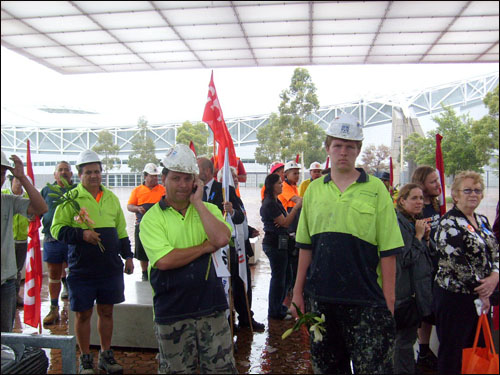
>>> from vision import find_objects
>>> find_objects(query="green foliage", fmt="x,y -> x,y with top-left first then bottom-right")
128,117 -> 160,173
256,67 -> 323,166
176,121 -> 209,157
281,303 -> 326,343
471,85 -> 499,170
404,105 -> 491,177
360,144 -> 391,174
92,130 -> 120,186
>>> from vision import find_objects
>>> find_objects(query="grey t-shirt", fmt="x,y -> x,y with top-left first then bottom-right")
1,194 -> 31,284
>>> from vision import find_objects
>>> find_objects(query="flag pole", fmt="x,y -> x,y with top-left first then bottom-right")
244,281 -> 253,334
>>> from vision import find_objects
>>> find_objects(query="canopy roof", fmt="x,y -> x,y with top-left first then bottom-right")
2,1 -> 498,75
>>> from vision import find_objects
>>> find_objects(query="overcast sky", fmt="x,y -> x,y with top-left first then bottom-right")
2,46 -> 498,127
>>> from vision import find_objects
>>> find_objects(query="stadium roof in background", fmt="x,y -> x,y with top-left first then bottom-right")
1,1 -> 499,75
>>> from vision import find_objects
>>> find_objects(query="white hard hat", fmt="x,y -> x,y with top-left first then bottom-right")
76,150 -> 101,167
309,161 -> 322,170
326,113 -> 364,141
1,151 -> 11,168
143,163 -> 160,175
284,161 -> 300,172
162,144 -> 199,175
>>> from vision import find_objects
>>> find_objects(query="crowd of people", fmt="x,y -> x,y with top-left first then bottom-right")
1,112 -> 498,374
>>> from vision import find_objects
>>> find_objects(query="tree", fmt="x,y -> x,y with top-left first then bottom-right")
256,67 -> 324,167
360,144 -> 391,174
404,105 -> 483,177
128,117 -> 160,173
471,84 -> 499,170
92,130 -> 120,187
176,121 -> 209,157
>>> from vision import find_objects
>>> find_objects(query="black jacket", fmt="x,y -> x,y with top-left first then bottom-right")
395,210 -> 434,318
206,180 -> 245,225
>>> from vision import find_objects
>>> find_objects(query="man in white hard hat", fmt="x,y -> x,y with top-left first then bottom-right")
51,149 -> 134,374
139,144 -> 237,374
40,161 -> 76,326
291,114 -> 404,374
127,162 -> 165,281
1,151 -> 47,332
298,161 -> 323,197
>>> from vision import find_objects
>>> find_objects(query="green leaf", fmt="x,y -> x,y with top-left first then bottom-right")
73,201 -> 81,212
48,193 -> 61,198
281,328 -> 294,340
60,176 -> 70,189
47,183 -> 62,193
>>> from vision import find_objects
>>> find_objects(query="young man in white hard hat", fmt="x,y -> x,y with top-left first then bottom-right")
139,144 -> 237,373
298,161 -> 323,197
127,162 -> 165,282
51,149 -> 134,374
1,150 -> 48,332
40,161 -> 76,325
291,114 -> 404,374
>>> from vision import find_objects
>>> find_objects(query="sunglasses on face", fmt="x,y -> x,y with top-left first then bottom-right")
460,189 -> 483,195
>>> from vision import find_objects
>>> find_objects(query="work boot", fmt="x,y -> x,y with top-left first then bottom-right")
79,353 -> 95,374
61,283 -> 69,299
98,349 -> 123,374
141,271 -> 148,282
43,305 -> 60,325
239,319 -> 266,332
416,350 -> 438,372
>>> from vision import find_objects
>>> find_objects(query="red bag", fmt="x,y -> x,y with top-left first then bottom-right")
462,313 -> 499,374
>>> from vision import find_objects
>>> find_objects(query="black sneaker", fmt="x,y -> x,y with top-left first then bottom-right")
141,271 -> 148,281
239,319 -> 265,332
417,351 -> 438,372
98,349 -> 123,374
79,353 -> 95,374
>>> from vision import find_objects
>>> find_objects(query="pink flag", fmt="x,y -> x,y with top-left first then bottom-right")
24,140 -> 43,331
435,134 -> 446,216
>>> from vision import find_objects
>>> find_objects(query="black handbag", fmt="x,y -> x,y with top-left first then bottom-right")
394,296 -> 421,330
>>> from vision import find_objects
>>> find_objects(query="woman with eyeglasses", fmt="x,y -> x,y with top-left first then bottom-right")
433,171 -> 499,375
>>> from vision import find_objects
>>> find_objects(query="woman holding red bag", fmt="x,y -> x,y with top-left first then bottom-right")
433,171 -> 499,375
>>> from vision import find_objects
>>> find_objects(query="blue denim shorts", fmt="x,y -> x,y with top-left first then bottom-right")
43,239 -> 69,264
66,272 -> 125,312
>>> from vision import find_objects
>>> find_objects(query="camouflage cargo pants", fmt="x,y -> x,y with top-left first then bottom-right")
307,298 -> 396,374
154,311 -> 237,374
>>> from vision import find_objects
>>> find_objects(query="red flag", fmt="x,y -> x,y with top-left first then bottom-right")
189,141 -> 197,156
202,71 -> 237,168
325,156 -> 329,169
435,134 -> 447,216
24,140 -> 43,331
389,156 -> 394,187
295,154 -> 300,163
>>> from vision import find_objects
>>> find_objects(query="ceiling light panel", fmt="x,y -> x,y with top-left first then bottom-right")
1,1 -> 79,18
462,1 -> 500,16
126,40 -> 188,53
236,3 -> 309,22
70,43 -> 132,56
24,15 -> 98,33
161,6 -> 237,26
73,1 -> 154,13
1,19 -> 38,35
2,33 -> 59,47
243,21 -> 309,36
388,1 -> 469,17
24,46 -> 76,58
254,47 -> 309,59
186,37 -> 249,50
110,27 -> 177,42
86,54 -> 144,65
439,30 -> 499,44
44,56 -> 93,67
92,11 -> 166,29
196,49 -> 254,60
381,17 -> 453,33
450,16 -> 500,31
151,61 -> 203,69
314,19 -> 380,34
139,51 -> 198,62
314,1 -> 388,19
375,32 -> 442,45
175,23 -> 244,39
313,34 -> 375,46
430,43 -> 492,55
49,30 -> 117,45
154,1 -> 231,10
249,35 -> 309,48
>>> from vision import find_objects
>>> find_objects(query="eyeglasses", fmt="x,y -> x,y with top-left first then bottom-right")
460,188 -> 483,195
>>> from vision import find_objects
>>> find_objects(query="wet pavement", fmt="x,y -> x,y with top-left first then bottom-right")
11,185 -> 498,373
